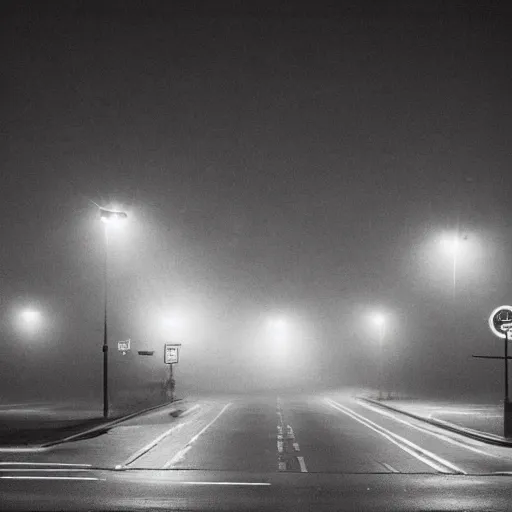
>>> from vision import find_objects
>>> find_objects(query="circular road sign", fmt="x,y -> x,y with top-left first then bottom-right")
488,305 -> 512,339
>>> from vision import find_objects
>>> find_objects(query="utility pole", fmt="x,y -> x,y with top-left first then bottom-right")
103,225 -> 109,418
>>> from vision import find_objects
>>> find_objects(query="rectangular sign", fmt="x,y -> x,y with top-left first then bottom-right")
117,339 -> 131,352
164,343 -> 181,364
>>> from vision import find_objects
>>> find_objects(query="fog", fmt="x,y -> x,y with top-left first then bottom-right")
1,2 -> 512,407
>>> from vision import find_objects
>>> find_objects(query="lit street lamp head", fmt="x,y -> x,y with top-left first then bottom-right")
20,309 -> 41,323
99,208 -> 128,225
441,234 -> 460,255
373,313 -> 385,327
17,309 -> 43,335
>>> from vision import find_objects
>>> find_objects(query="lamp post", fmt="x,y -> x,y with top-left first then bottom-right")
372,313 -> 386,400
440,233 -> 461,300
99,207 -> 127,418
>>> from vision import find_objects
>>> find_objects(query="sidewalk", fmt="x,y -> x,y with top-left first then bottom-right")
0,401 -> 118,446
0,398 -> 178,447
362,397 -> 512,446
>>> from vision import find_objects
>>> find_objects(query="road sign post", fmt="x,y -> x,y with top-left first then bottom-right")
483,305 -> 512,438
164,343 -> 181,401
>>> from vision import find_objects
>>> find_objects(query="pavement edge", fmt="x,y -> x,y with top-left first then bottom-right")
40,398 -> 185,448
359,397 -> 512,448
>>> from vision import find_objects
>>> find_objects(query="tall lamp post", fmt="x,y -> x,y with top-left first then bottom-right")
372,313 -> 386,400
99,207 -> 127,418
441,233 -> 461,300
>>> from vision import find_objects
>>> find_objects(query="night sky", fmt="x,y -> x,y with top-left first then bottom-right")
2,1 -> 512,402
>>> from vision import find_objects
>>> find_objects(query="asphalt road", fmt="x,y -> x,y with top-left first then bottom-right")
1,393 -> 512,510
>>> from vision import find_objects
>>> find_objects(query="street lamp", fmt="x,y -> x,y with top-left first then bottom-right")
99,207 -> 127,418
265,315 -> 290,361
17,309 -> 42,335
20,309 -> 41,325
440,233 -> 462,299
371,312 -> 386,400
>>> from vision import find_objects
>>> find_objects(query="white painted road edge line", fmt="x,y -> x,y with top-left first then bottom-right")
177,482 -> 271,486
357,399 -> 499,459
167,445 -> 192,465
0,476 -> 104,481
0,462 -> 92,467
325,398 -> 465,475
0,469 -> 94,472
117,422 -> 188,468
176,404 -> 201,418
0,447 -> 50,454
297,456 -> 308,473
382,462 -> 399,473
163,403 -> 232,468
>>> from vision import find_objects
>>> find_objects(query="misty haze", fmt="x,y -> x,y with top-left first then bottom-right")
1,2 -> 512,511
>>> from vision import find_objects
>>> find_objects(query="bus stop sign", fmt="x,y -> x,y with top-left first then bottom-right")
489,305 -> 512,339
164,343 -> 181,364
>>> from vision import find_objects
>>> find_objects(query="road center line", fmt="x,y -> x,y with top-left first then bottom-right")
297,456 -> 308,472
325,398 -> 465,474
163,402 -> 232,468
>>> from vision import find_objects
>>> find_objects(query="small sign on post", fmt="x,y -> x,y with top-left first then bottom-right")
117,339 -> 131,355
164,343 -> 181,364
164,343 -> 181,402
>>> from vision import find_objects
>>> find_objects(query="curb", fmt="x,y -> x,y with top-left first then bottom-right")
359,397 -> 512,448
41,398 -> 184,448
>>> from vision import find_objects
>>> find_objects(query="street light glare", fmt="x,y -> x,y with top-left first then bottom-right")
20,310 -> 41,323
441,234 -> 459,255
373,313 -> 385,327
269,317 -> 287,330
99,208 -> 128,225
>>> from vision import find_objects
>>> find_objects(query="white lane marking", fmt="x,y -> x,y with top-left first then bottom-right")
0,447 -> 50,453
297,456 -> 308,472
0,462 -> 91,467
166,445 -> 192,465
293,442 -> 300,452
117,422 -> 188,468
176,404 -> 201,418
0,476 -> 103,481
163,403 -> 232,468
382,462 -> 399,473
325,398 -> 465,475
177,481 -> 271,486
0,469 -> 93,472
357,400 -> 500,459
